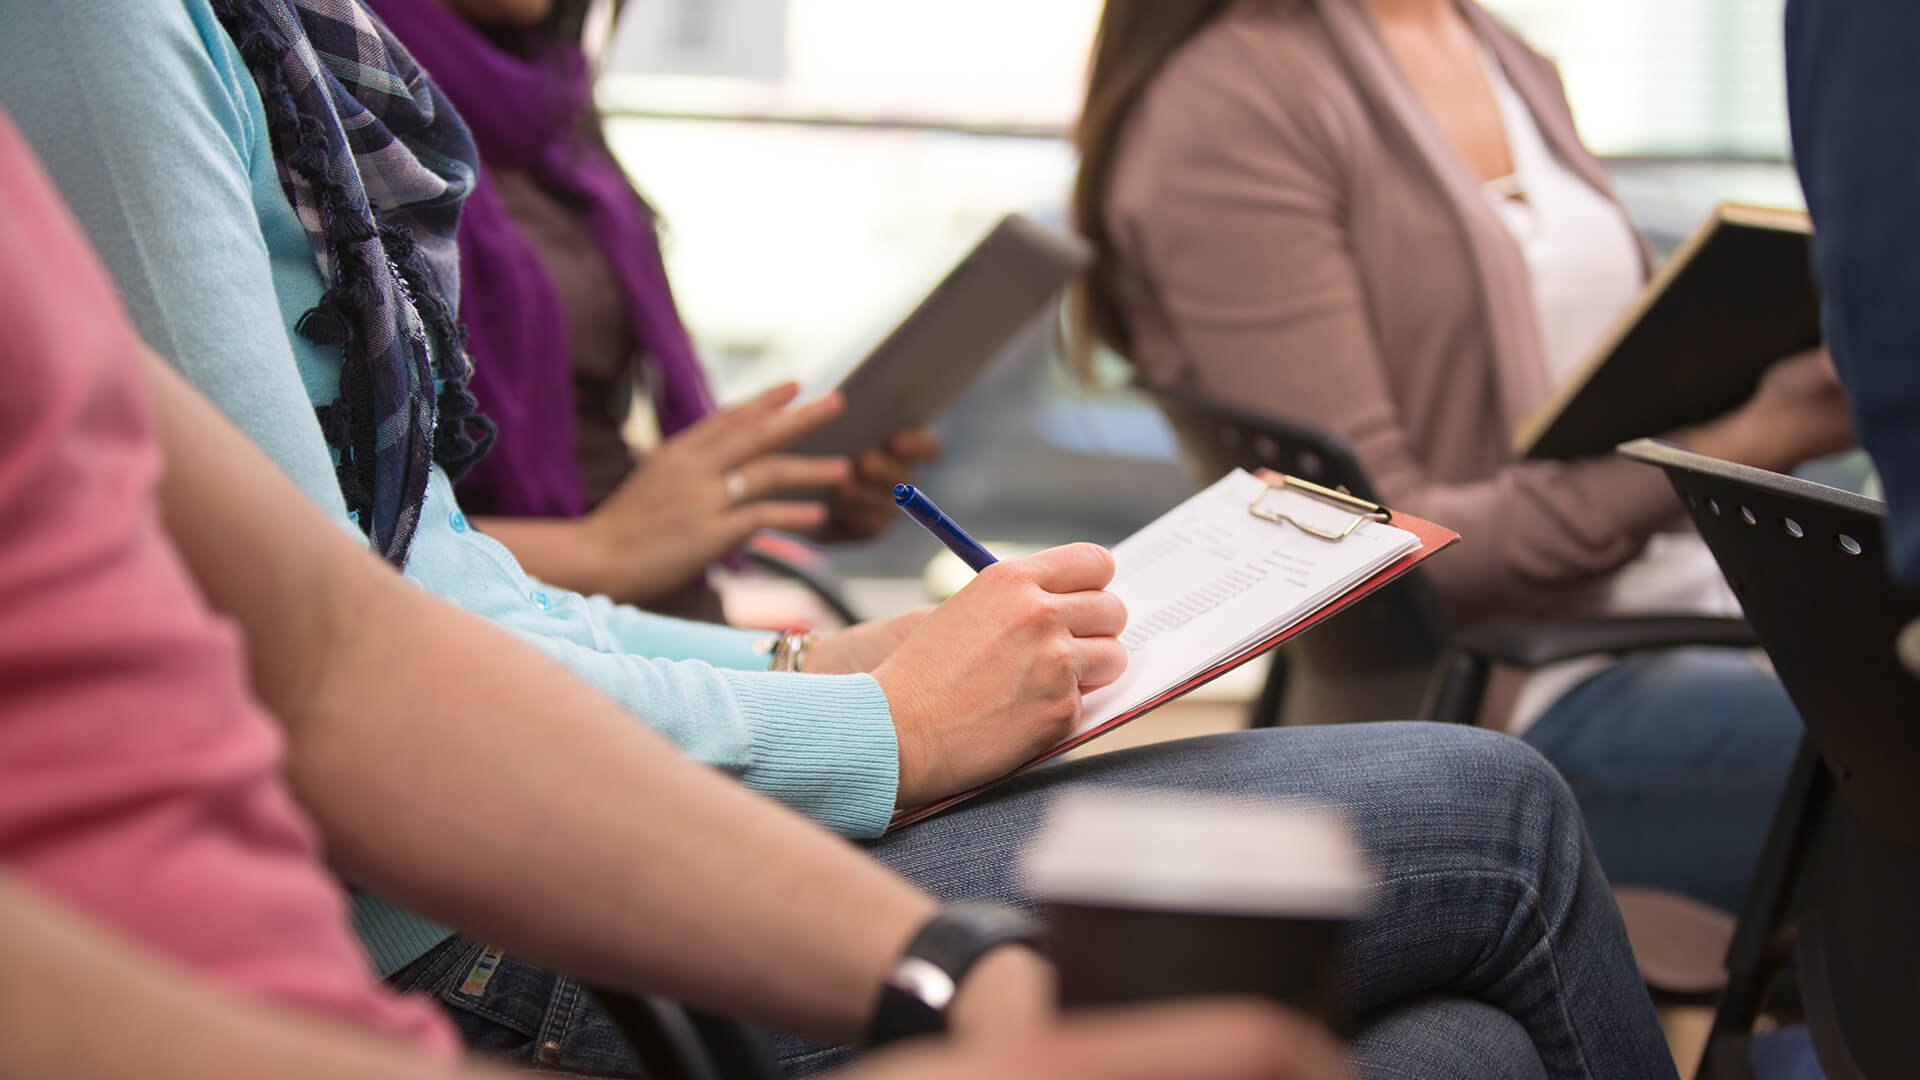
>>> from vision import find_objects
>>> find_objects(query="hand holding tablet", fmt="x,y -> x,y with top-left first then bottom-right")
784,213 -> 1094,461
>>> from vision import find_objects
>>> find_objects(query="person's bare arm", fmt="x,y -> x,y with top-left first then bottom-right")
0,872 -> 507,1080
833,1000 -> 1351,1080
137,352 -> 1049,1042
0,869 -> 1340,1080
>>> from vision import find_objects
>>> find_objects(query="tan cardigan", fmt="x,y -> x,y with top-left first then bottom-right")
1108,0 -> 1684,630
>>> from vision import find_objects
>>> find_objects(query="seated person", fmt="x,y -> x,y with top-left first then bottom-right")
0,877 -> 1347,1080
1787,0 -> 1920,587
1770,13 -> 1920,1077
1067,0 -> 1854,914
0,4 -> 1678,1076
0,107 -> 1341,1080
1,873 -> 499,1080
371,0 -> 940,620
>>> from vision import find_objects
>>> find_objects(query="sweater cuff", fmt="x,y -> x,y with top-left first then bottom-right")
718,670 -> 899,838
349,891 -> 455,980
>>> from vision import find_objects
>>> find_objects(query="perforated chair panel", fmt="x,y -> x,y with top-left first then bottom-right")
1622,439 -> 1920,1080
1621,439 -> 1920,852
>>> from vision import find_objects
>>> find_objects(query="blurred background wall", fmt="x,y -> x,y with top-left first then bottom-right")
592,0 -> 1804,578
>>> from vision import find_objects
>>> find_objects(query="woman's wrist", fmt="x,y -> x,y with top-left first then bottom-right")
799,628 -> 850,674
568,508 -> 695,606
574,508 -> 629,592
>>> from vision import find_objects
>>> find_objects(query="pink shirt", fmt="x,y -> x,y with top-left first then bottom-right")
0,109 -> 456,1055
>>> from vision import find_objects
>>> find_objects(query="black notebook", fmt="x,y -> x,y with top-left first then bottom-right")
1515,204 -> 1818,462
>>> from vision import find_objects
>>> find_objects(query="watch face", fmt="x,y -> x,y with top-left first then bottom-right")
872,979 -> 947,1045
868,904 -> 1045,1047
889,956 -> 958,1012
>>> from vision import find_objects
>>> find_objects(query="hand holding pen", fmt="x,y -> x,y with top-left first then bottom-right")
869,485 -> 1129,807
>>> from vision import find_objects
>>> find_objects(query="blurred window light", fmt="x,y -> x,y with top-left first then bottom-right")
601,0 -> 1788,158
1483,0 -> 1789,159
601,0 -> 1101,131
600,1 -> 1795,397
591,0 -> 1798,562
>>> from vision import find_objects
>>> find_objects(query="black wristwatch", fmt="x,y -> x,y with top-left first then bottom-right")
865,902 -> 1046,1047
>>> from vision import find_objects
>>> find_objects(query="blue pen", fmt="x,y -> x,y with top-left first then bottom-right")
894,484 -> 998,572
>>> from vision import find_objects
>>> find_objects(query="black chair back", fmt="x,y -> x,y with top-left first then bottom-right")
1623,439 -> 1920,847
1621,438 -> 1920,1080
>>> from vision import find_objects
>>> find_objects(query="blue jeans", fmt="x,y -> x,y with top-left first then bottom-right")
388,937 -> 641,1076
1522,648 -> 1803,913
409,724 -> 1673,1079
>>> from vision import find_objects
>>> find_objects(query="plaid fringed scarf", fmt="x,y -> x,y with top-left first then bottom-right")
212,0 -> 494,567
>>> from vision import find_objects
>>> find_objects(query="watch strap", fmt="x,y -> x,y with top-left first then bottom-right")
865,903 -> 1044,1046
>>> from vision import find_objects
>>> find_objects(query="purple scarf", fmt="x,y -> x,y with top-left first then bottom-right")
365,0 -> 715,519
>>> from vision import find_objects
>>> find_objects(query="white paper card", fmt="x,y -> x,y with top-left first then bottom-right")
1076,470 -> 1420,736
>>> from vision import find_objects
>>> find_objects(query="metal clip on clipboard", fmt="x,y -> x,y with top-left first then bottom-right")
1247,474 -> 1392,542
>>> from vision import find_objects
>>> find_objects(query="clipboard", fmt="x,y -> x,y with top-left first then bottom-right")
1246,473 -> 1393,540
891,476 -> 1460,828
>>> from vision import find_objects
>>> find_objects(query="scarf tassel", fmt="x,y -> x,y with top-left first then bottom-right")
211,0 -> 494,566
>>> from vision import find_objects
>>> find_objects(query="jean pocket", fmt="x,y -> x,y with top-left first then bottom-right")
423,941 -> 552,1060
388,937 -> 484,995
428,944 -> 649,1077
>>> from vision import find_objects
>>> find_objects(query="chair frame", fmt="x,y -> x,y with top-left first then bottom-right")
1621,438 -> 1920,1080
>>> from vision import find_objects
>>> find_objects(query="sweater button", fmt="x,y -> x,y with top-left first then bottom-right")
530,590 -> 551,610
448,511 -> 468,533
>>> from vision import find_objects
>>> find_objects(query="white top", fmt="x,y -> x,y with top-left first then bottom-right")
1479,51 -> 1744,734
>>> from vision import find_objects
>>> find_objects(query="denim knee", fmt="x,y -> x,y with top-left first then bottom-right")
1357,723 -> 1589,869
1375,723 -> 1579,819
1351,995 -> 1549,1080
1458,728 -> 1582,825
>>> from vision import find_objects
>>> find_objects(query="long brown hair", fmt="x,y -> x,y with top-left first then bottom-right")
1066,0 -> 1245,379
541,0 -> 603,41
